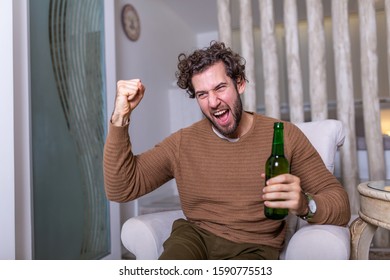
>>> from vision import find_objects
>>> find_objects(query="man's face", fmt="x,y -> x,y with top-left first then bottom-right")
192,61 -> 246,139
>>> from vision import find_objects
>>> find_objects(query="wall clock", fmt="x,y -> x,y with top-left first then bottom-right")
121,4 -> 140,41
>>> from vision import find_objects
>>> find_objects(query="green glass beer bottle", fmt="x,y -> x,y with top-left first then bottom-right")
264,122 -> 290,220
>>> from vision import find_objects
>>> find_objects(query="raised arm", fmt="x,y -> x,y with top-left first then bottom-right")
103,79 -> 176,202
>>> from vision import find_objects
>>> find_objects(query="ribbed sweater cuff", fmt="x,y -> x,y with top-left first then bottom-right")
108,122 -> 130,142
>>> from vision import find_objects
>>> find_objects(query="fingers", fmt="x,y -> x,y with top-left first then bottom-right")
117,79 -> 145,102
264,173 -> 297,186
111,79 -> 145,126
262,174 -> 299,193
262,174 -> 303,212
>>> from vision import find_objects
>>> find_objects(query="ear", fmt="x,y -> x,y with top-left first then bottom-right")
237,78 -> 246,95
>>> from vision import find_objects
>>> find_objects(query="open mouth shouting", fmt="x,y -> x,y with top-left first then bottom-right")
213,109 -> 230,126
208,95 -> 243,139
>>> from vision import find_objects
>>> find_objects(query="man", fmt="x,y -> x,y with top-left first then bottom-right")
103,41 -> 350,259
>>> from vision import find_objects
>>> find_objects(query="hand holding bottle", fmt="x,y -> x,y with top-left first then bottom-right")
263,122 -> 308,220
262,173 -> 308,217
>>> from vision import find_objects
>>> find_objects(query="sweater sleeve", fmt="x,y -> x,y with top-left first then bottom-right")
103,123 -> 178,202
286,124 -> 351,226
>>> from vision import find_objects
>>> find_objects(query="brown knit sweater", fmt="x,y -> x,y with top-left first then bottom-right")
103,113 -> 351,250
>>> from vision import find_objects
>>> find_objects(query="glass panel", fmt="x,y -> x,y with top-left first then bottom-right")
367,181 -> 390,192
30,0 -> 109,259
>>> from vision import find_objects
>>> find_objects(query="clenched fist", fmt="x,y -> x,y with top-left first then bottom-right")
111,79 -> 145,126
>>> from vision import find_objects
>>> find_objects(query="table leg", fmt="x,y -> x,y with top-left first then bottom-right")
350,217 -> 378,259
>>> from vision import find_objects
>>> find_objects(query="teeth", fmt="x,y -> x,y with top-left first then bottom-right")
214,110 -> 227,116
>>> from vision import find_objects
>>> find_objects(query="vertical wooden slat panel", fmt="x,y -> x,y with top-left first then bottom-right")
331,0 -> 360,215
358,0 -> 388,248
358,0 -> 386,181
284,0 -> 304,123
217,0 -> 232,46
259,0 -> 280,119
306,0 -> 327,121
386,0 -> 390,93
240,0 -> 256,112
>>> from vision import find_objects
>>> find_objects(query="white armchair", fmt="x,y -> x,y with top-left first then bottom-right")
121,120 -> 351,260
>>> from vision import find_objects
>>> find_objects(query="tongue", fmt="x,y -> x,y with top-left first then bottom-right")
216,110 -> 229,126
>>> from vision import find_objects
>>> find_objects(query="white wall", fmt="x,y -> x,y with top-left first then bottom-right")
13,0 -> 33,260
0,0 -> 16,260
0,0 -> 34,260
102,0 -> 122,260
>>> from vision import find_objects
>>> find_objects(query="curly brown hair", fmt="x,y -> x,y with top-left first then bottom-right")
175,41 -> 247,98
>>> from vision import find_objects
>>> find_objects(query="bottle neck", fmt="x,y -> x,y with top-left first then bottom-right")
271,128 -> 285,156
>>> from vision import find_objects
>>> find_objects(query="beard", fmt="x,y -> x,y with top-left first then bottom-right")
203,93 -> 243,139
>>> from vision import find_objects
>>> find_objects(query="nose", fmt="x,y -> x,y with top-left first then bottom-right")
208,91 -> 220,108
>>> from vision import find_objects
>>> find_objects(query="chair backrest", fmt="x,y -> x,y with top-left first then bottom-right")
295,119 -> 345,174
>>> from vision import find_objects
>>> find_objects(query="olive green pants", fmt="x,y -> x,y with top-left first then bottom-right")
159,219 -> 279,260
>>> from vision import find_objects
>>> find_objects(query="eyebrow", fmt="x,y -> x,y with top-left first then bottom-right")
195,82 -> 228,96
215,82 -> 228,89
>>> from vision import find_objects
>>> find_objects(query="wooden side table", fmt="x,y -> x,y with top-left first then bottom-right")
350,181 -> 390,259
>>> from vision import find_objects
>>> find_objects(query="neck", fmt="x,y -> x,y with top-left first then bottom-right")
235,111 -> 254,138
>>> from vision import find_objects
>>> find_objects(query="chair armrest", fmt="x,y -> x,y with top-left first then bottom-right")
121,210 -> 185,260
283,224 -> 350,260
